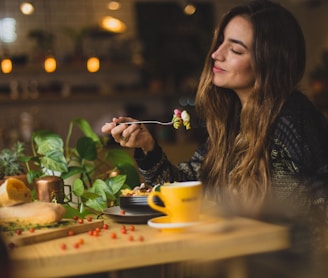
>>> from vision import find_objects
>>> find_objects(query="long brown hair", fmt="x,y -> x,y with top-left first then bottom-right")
196,0 -> 306,213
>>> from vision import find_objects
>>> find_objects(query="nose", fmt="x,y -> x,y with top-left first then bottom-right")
211,45 -> 225,61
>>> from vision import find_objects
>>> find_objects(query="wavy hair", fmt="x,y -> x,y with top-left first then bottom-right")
196,0 -> 306,213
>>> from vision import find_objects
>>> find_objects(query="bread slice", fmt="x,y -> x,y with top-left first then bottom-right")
0,177 -> 32,207
0,201 -> 66,226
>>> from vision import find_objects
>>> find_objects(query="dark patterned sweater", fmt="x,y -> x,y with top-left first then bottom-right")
134,92 -> 328,225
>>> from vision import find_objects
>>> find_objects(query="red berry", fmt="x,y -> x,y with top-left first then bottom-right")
95,227 -> 101,233
87,216 -> 92,222
88,230 -> 94,236
103,224 -> 109,230
129,225 -> 135,231
29,227 -> 35,233
73,242 -> 80,249
68,230 -> 74,236
120,210 -> 126,215
16,229 -> 22,235
121,227 -> 127,234
128,235 -> 134,241
110,232 -> 117,239
60,243 -> 67,250
78,238 -> 84,245
73,215 -> 78,221
8,242 -> 15,249
138,236 -> 144,242
78,218 -> 84,224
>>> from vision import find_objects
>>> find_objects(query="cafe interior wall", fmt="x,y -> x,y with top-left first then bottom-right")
0,0 -> 327,153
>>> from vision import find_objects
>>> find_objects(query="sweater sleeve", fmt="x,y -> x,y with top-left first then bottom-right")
270,92 -> 328,224
134,141 -> 206,186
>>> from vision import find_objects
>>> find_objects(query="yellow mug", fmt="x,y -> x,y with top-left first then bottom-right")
147,181 -> 202,223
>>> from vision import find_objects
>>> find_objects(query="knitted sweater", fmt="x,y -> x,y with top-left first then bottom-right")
134,92 -> 328,223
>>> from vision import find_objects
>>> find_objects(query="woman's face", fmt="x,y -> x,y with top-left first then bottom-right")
212,16 -> 255,104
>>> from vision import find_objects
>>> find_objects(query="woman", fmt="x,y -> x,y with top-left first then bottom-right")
102,0 -> 328,223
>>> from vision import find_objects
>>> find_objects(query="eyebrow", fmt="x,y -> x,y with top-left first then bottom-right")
228,38 -> 248,50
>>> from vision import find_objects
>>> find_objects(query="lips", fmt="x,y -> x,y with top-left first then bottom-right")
213,64 -> 225,73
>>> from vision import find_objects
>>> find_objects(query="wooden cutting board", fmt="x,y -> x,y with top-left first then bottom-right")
2,219 -> 104,246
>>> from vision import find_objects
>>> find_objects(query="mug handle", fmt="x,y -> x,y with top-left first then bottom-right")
147,192 -> 170,215
64,184 -> 72,203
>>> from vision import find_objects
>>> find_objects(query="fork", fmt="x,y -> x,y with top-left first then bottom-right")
117,120 -> 175,126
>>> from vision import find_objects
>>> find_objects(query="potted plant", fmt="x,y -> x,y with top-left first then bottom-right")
0,142 -> 30,188
25,117 -> 140,217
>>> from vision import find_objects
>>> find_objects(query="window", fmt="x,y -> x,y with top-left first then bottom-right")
0,18 -> 17,43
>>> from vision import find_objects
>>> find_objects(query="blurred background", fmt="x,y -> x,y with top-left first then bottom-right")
0,0 -> 327,155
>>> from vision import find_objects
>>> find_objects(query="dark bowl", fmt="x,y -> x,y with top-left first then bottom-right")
119,195 -> 164,214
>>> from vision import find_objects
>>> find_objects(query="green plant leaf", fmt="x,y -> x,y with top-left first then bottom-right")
85,197 -> 107,212
33,131 -> 64,154
116,163 -> 140,187
61,166 -> 84,180
71,118 -> 100,144
106,175 -> 127,195
72,178 -> 84,197
92,179 -> 111,200
39,150 -> 68,172
104,148 -> 140,187
81,191 -> 99,200
104,148 -> 135,166
76,137 -> 97,161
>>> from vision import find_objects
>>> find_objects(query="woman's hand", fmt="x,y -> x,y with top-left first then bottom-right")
101,117 -> 155,154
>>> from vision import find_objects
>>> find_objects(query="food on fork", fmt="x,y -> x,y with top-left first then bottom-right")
172,109 -> 191,130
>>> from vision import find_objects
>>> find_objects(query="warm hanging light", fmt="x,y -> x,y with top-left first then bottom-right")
1,58 -> 12,73
184,4 -> 196,15
107,1 -> 121,11
87,56 -> 100,73
20,2 -> 35,15
101,16 -> 126,33
44,56 -> 56,73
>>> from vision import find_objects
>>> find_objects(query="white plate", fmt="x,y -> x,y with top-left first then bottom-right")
147,216 -> 200,232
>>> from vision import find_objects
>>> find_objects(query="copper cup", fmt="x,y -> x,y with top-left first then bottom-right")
35,176 -> 72,203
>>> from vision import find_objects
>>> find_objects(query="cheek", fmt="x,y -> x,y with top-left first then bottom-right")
235,61 -> 254,82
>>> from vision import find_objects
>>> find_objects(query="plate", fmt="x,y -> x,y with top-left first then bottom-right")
103,206 -> 163,224
120,195 -> 164,214
147,216 -> 200,232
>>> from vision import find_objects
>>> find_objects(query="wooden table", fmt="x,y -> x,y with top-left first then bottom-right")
7,215 -> 289,278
